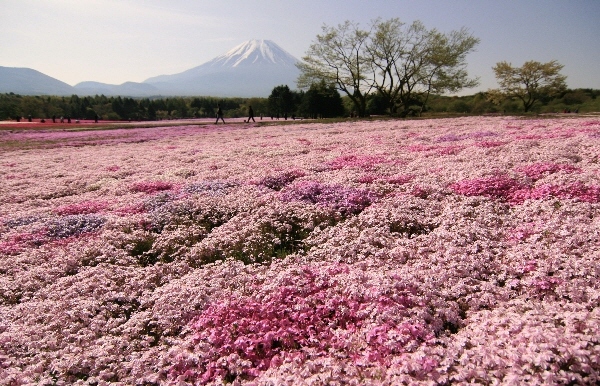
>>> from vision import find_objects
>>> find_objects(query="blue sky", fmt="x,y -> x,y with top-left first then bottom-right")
1,0 -> 599,95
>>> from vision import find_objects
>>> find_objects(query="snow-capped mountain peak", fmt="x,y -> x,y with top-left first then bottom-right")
208,39 -> 298,68
142,39 -> 300,96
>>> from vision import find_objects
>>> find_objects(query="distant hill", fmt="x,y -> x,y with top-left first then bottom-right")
0,39 -> 301,98
143,39 -> 301,97
73,81 -> 160,96
0,66 -> 75,95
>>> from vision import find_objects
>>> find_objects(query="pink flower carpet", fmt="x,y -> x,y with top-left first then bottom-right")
1,116 -> 599,385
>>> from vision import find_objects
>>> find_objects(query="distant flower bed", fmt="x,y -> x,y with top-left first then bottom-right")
1,116 -> 600,385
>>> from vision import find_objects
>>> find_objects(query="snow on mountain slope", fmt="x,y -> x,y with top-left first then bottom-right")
143,39 -> 301,96
206,39 -> 299,68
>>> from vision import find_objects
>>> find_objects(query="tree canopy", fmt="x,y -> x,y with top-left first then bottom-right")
489,60 -> 567,112
267,85 -> 298,118
297,18 -> 480,117
297,21 -> 373,117
299,80 -> 345,118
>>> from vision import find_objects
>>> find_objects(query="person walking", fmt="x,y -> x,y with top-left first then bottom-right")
247,105 -> 255,122
215,104 -> 225,124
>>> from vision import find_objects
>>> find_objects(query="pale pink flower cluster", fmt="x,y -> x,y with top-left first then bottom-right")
1,116 -> 599,385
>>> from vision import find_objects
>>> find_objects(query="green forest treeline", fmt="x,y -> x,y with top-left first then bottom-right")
1,87 -> 599,122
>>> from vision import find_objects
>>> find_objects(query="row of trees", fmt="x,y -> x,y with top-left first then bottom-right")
267,82 -> 344,119
0,94 -> 247,121
296,18 -> 579,116
426,88 -> 599,115
0,85 -> 346,122
2,83 -> 595,122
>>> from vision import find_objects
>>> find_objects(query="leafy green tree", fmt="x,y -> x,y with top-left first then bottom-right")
299,80 -> 345,118
297,18 -> 479,117
147,101 -> 157,120
449,99 -> 471,114
366,92 -> 389,115
470,92 -> 498,114
489,60 -> 567,112
111,97 -> 125,118
190,98 -> 202,109
0,94 -> 22,120
166,98 -> 187,118
268,85 -> 296,118
297,21 -> 374,117
20,96 -> 45,118
368,19 -> 479,116
560,90 -> 589,106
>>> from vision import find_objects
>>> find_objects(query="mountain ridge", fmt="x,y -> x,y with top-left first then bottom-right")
0,66 -> 76,96
73,81 -> 160,96
0,39 -> 300,97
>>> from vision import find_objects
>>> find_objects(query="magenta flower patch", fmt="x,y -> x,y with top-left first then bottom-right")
130,181 -> 174,193
0,231 -> 46,255
169,266 -> 429,383
452,173 -> 600,204
326,154 -> 388,170
450,174 -> 526,201
53,200 -> 109,215
524,182 -> 600,203
386,174 -> 414,184
515,162 -> 581,180
474,140 -> 507,148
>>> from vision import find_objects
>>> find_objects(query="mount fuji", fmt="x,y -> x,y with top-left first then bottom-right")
0,40 -> 300,97
143,39 -> 301,97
